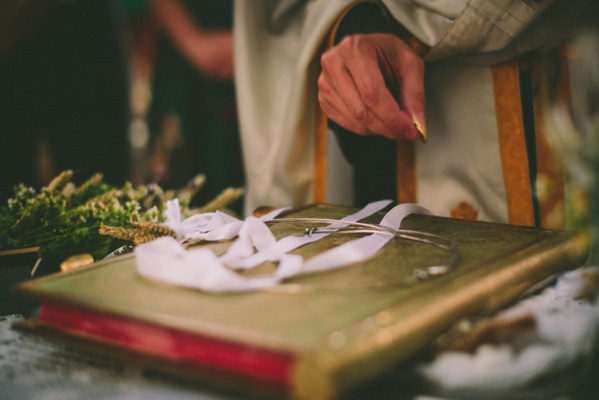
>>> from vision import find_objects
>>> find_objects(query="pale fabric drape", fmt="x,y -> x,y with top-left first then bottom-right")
233,0 -> 555,220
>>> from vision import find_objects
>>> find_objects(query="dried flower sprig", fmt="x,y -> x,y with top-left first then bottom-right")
133,234 -> 162,245
193,187 -> 244,214
73,173 -> 104,197
131,221 -> 176,238
176,174 -> 206,208
46,170 -> 74,193
99,223 -> 141,242
1,171 -> 242,264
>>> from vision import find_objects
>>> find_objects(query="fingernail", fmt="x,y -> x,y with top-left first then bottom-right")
412,117 -> 428,143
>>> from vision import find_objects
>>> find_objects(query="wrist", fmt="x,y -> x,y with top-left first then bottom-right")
334,2 -> 429,57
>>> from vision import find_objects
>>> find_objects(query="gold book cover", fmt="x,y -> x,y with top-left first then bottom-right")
13,204 -> 589,400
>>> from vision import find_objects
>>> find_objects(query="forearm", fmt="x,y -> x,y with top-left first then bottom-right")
149,0 -> 202,56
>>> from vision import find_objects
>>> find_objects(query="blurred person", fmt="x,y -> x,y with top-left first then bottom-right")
148,0 -> 243,210
0,0 -> 129,201
234,0 -> 598,225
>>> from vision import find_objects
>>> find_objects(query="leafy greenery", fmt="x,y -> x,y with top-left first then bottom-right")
0,171 -> 202,263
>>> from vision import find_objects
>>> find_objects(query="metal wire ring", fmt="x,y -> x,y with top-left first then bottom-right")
265,217 -> 459,293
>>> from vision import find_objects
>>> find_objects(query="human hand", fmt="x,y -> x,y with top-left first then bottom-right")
150,0 -> 234,81
318,33 -> 426,141
183,30 -> 234,81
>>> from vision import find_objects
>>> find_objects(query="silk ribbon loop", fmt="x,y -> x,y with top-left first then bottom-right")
135,201 -> 448,293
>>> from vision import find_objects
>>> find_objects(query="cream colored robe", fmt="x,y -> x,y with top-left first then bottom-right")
233,0 -> 556,221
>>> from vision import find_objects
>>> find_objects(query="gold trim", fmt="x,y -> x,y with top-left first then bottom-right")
492,60 -> 535,226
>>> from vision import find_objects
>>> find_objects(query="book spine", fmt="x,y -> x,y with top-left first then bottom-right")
38,300 -> 294,396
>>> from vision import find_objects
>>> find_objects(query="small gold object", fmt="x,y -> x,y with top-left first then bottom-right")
60,253 -> 94,272
413,117 -> 428,142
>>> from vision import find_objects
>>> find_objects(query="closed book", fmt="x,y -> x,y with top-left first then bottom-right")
13,204 -> 589,399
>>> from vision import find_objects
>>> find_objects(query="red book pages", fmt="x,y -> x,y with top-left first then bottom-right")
38,300 -> 294,392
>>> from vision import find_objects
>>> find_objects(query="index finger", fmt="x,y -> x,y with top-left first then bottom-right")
346,48 -> 418,140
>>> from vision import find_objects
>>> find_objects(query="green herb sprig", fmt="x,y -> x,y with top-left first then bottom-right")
0,171 -> 239,263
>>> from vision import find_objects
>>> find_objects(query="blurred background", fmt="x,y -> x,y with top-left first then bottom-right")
0,0 -> 243,210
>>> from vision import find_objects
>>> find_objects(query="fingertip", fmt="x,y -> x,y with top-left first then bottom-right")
412,117 -> 428,142
386,110 -> 417,141
404,127 -> 421,141
396,122 -> 421,141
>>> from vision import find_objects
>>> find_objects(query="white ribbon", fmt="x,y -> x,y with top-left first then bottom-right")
135,201 -> 429,293
302,204 -> 431,274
